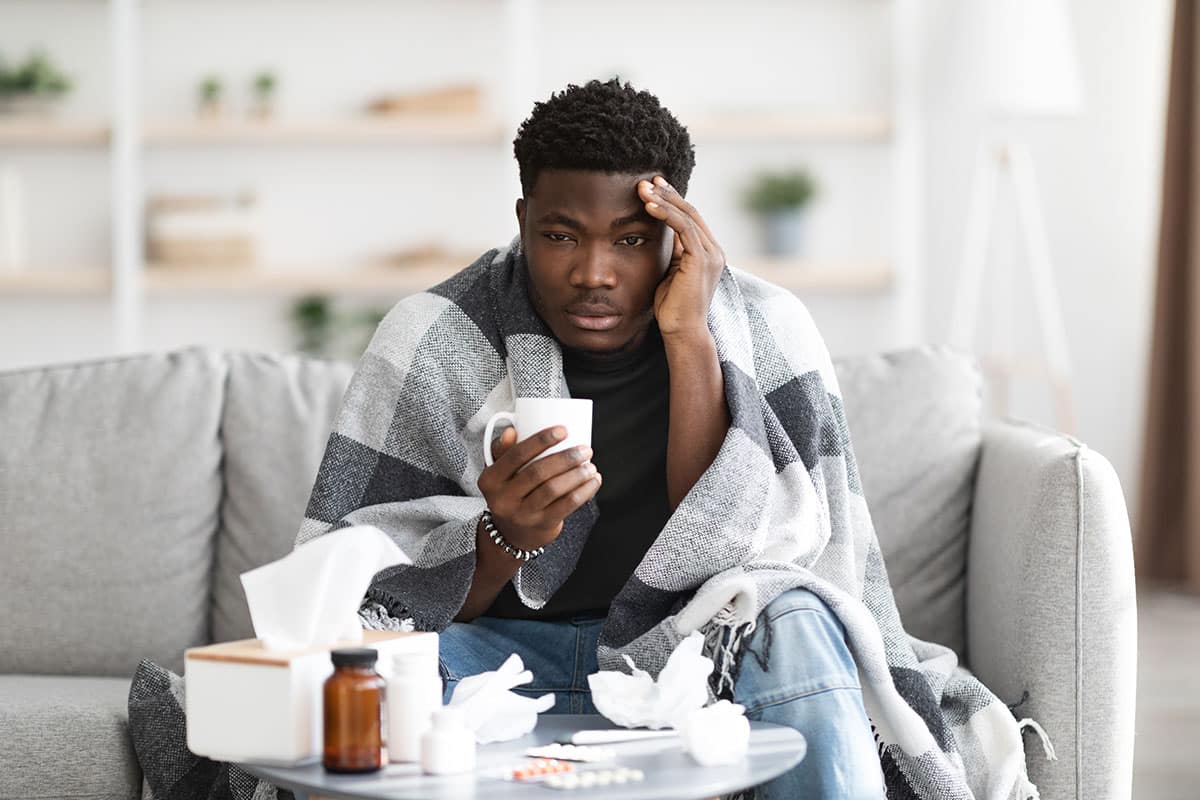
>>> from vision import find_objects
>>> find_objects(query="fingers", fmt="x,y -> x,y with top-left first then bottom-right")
490,425 -> 517,462
510,443 -> 594,497
540,471 -> 603,522
640,177 -> 718,248
525,458 -> 600,510
488,425 -> 567,481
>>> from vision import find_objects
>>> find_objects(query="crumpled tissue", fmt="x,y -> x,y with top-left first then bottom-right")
448,653 -> 555,743
586,631 -> 713,729
679,700 -> 751,765
240,525 -> 409,651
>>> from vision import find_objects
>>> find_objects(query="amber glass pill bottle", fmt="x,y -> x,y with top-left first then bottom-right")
323,648 -> 387,773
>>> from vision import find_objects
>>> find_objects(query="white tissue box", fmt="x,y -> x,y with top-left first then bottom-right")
185,629 -> 438,765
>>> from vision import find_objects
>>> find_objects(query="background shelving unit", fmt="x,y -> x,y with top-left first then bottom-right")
0,0 -> 923,363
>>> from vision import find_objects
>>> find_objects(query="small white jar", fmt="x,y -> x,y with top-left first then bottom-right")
420,707 -> 476,775
387,651 -> 443,763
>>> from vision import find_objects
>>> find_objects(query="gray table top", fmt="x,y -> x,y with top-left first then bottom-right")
240,714 -> 806,800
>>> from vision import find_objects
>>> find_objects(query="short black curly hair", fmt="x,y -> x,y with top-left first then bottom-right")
513,77 -> 696,198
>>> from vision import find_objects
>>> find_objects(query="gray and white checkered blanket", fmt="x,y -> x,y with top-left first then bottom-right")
127,236 -> 1041,799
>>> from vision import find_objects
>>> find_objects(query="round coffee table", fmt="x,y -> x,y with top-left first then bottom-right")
240,713 -> 806,800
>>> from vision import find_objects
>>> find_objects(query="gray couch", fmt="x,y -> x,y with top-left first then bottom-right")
0,345 -> 1135,800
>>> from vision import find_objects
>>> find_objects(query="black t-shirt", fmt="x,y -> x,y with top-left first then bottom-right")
484,323 -> 672,620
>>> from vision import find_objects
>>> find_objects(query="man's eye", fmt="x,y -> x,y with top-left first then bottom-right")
543,233 -> 572,243
619,235 -> 646,246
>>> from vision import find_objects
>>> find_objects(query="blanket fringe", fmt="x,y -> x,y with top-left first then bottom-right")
704,605 -> 757,699
1017,718 -> 1058,761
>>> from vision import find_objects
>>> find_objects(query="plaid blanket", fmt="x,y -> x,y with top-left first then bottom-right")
127,236 -> 1041,799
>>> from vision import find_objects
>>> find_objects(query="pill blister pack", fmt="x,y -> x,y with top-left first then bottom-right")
542,768 -> 645,790
524,743 -> 616,763
507,758 -> 575,781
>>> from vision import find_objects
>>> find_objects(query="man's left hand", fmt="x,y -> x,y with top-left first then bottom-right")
639,176 -> 726,340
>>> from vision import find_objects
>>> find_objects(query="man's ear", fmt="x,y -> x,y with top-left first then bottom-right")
515,198 -> 526,241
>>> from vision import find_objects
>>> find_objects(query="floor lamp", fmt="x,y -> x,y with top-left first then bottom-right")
948,0 -> 1084,434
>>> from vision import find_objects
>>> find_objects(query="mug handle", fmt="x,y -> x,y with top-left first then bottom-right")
483,411 -> 518,467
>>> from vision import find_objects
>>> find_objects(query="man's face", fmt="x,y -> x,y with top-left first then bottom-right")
516,169 -> 674,355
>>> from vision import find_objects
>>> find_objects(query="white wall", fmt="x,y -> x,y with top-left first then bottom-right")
0,0 -> 903,369
920,0 -> 1172,520
0,0 -> 1173,517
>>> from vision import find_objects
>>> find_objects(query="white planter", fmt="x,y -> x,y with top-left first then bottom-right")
760,209 -> 809,258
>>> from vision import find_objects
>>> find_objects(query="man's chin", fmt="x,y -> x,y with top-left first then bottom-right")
558,325 -> 653,358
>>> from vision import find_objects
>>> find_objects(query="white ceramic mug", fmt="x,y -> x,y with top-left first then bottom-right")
483,397 -> 593,467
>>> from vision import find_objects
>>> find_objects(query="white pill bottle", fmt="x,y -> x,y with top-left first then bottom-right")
421,707 -> 476,775
386,651 -> 444,763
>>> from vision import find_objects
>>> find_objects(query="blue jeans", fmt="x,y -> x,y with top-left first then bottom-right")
438,588 -> 884,798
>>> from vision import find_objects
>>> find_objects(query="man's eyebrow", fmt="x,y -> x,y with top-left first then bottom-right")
609,211 -> 656,229
535,212 -> 583,230
535,211 -> 655,230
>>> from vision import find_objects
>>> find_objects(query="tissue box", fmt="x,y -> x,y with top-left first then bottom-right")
185,629 -> 438,765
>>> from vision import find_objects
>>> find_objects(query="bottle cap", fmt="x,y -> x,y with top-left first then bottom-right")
331,647 -> 378,667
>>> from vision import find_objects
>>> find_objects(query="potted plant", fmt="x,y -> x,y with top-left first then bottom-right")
251,70 -> 278,119
743,169 -> 819,258
291,296 -> 387,359
0,50 -> 73,115
197,75 -> 224,119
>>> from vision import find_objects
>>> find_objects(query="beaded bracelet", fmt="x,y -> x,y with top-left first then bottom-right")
481,509 -> 545,561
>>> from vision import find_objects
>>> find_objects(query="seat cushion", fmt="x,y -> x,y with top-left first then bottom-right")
833,345 -> 982,657
213,351 -> 355,643
0,349 -> 225,676
0,674 -> 141,800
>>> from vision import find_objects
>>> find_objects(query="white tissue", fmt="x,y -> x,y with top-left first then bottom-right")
679,700 -> 751,765
240,525 -> 409,651
447,653 -> 555,743
587,632 -> 714,729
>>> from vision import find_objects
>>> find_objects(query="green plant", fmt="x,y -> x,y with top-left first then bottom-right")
291,295 -> 387,359
198,75 -> 223,104
252,71 -> 277,99
743,169 -> 819,215
0,50 -> 72,97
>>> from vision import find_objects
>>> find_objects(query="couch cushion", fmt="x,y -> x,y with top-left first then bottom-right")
0,674 -> 141,799
0,349 -> 224,676
833,345 -> 982,657
213,351 -> 355,643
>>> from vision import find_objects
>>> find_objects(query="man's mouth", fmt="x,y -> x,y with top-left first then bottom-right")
564,304 -> 622,332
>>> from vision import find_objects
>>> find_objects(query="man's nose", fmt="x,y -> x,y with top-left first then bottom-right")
569,244 -> 618,289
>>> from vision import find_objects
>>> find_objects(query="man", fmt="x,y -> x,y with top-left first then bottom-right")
299,79 -> 1033,799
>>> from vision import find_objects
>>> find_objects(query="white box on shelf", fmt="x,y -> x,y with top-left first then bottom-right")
185,629 -> 438,765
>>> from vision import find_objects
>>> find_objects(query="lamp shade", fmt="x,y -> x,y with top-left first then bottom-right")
983,0 -> 1084,117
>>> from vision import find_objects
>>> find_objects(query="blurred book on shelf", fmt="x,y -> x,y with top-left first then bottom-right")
146,192 -> 259,266
365,83 -> 483,117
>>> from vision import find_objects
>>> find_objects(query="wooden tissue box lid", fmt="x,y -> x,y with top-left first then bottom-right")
185,630 -> 424,667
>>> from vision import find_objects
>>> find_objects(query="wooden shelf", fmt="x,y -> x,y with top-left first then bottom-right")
0,120 -> 110,146
0,112 -> 890,147
689,111 -> 892,143
143,116 -> 508,146
0,268 -> 109,293
143,261 -> 468,296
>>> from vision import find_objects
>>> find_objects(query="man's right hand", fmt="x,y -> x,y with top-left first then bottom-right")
476,425 -> 602,551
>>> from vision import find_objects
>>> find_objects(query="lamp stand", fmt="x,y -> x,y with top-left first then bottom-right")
949,139 -> 1076,434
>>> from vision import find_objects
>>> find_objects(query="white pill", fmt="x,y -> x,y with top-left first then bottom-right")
547,776 -> 565,789
562,774 -> 580,790
596,771 -> 613,786
630,769 -> 645,782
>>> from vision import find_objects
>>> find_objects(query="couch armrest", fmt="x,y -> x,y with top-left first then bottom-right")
966,418 -> 1136,800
